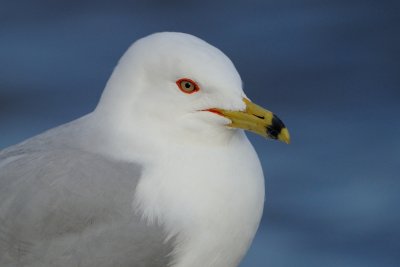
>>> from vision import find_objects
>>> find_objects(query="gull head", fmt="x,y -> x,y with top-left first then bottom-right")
95,32 -> 289,144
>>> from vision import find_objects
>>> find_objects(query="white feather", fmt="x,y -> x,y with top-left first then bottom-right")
88,32 -> 266,267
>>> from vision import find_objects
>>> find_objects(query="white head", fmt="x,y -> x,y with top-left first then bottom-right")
94,32 -> 289,146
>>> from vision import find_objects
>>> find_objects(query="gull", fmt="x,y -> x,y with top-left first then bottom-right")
0,32 -> 290,267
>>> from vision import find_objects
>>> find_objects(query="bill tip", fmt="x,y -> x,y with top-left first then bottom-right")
278,128 -> 291,144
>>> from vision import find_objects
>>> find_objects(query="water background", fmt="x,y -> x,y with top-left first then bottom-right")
1,1 -> 399,266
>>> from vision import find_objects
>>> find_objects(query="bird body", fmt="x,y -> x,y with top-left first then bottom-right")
0,32 -> 289,266
0,119 -> 173,267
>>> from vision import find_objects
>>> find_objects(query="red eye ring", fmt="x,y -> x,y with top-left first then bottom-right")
176,78 -> 200,94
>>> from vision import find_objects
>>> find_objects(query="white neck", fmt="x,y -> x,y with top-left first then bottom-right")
79,108 -> 265,267
132,130 -> 265,267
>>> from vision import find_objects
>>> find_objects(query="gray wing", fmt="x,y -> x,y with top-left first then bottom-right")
0,138 -> 173,267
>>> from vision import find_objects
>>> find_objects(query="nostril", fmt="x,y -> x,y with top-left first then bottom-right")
253,114 -> 265,119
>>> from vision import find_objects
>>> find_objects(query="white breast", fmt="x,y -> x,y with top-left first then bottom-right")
134,132 -> 265,267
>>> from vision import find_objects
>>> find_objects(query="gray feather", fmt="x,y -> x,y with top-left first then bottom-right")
0,123 -> 174,267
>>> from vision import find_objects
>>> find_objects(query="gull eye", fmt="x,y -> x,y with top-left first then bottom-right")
176,78 -> 200,94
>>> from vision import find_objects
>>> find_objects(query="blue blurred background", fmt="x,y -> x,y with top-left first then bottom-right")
1,0 -> 399,266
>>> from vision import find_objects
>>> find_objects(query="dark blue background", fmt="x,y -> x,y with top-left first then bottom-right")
1,1 -> 399,266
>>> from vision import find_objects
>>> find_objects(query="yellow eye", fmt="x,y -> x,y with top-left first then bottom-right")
176,78 -> 200,94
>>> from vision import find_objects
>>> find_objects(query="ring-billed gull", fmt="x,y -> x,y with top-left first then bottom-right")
0,32 -> 290,267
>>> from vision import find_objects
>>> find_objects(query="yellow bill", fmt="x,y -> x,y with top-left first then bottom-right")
208,98 -> 290,144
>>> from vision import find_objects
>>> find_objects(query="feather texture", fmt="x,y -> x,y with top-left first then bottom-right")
0,127 -> 174,267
